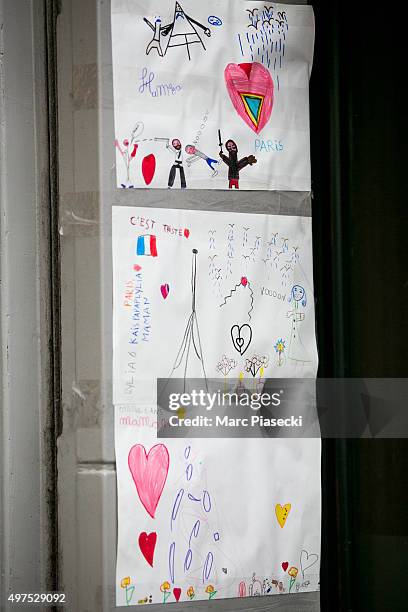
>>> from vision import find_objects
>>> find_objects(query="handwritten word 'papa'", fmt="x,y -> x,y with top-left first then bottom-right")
139,67 -> 182,98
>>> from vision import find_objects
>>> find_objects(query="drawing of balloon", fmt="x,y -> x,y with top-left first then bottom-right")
115,122 -> 144,187
142,153 -> 156,185
220,276 -> 254,321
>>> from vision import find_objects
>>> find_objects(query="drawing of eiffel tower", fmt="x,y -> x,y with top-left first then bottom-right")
168,249 -> 208,388
164,2 -> 210,60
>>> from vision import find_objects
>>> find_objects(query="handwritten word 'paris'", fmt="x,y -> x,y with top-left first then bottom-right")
139,67 -> 182,98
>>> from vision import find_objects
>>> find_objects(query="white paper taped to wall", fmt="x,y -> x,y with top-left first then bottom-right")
111,1 -> 315,191
112,206 -> 321,606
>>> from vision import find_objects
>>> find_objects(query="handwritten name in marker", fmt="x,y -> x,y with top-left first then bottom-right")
139,67 -> 182,98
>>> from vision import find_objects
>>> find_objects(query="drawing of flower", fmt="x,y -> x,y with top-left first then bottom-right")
244,354 -> 269,378
216,354 -> 237,377
187,586 -> 195,600
288,566 -> 298,593
120,576 -> 135,606
288,566 -> 298,578
274,338 -> 286,366
121,577 -> 131,588
115,122 -> 144,187
205,584 -> 217,600
160,581 -> 171,604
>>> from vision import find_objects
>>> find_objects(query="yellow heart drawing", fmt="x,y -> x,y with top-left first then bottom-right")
275,503 -> 291,528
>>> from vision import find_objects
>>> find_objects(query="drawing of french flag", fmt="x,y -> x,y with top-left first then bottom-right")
136,234 -> 158,257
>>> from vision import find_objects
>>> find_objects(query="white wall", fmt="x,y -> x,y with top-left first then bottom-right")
0,1 -> 55,609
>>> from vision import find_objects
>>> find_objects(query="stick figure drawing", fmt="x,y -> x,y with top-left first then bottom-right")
287,285 -> 310,363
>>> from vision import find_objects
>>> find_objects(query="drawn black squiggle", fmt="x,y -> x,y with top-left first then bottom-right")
247,281 -> 254,322
219,283 -> 239,308
220,279 -> 255,322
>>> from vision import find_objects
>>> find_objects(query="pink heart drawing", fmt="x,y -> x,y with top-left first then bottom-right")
128,444 -> 170,518
160,283 -> 170,300
184,228 -> 190,239
224,62 -> 274,134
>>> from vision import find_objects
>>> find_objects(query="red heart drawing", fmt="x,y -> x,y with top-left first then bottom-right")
282,561 -> 289,572
225,62 -> 274,134
173,588 -> 181,602
160,283 -> 170,299
184,228 -> 190,239
142,154 -> 156,186
138,532 -> 157,567
128,444 -> 170,518
133,264 -> 142,272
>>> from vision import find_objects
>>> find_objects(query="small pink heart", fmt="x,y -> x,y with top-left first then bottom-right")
133,264 -> 142,271
173,588 -> 181,602
225,62 -> 274,134
160,284 -> 170,300
282,561 -> 289,572
241,276 -> 248,287
184,229 -> 190,239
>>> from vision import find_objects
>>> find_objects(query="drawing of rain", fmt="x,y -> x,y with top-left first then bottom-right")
227,223 -> 235,276
237,5 -> 289,89
281,237 -> 289,253
266,233 -> 278,258
242,227 -> 250,247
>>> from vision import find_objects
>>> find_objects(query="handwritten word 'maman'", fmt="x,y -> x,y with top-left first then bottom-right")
139,67 -> 182,98
129,273 -> 151,345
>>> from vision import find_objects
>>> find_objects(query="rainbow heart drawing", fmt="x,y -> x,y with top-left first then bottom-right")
224,62 -> 274,134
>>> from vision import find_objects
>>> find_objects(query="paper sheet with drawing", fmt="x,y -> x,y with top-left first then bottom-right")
111,1 -> 315,191
113,206 -> 321,606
